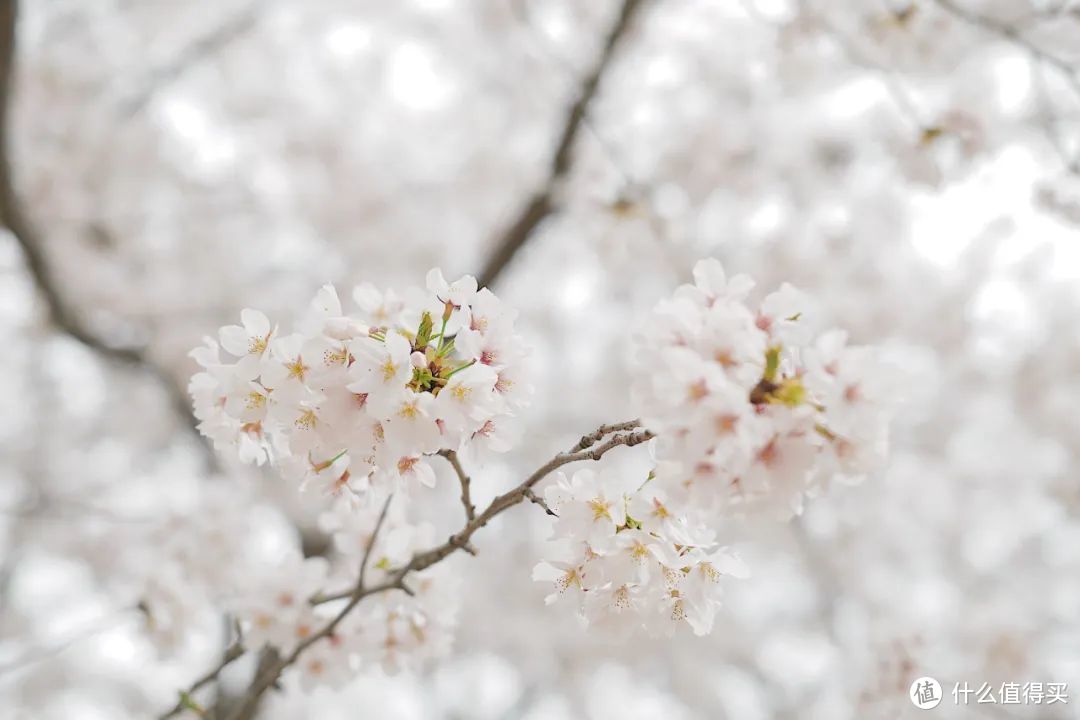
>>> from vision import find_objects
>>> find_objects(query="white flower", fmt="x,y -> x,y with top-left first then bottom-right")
632,258 -> 890,519
757,282 -> 812,345
545,469 -> 634,550
347,333 -> 414,416
353,282 -> 404,327
684,257 -> 755,304
390,453 -> 438,489
294,633 -> 355,691
261,333 -> 315,399
190,270 -> 531,506
219,309 -> 276,379
431,363 -> 498,440
426,268 -> 478,311
534,479 -> 748,637
235,554 -> 328,651
223,378 -> 271,424
532,554 -> 589,610
466,415 -> 521,455
381,390 -> 440,456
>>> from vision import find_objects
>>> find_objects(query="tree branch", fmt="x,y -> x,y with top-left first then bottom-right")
0,1 -> 216,469
568,418 -> 642,452
523,487 -> 556,516
221,493 -> 396,720
158,641 -> 245,720
438,449 -> 476,522
357,493 -> 395,591
931,0 -> 1080,170
222,424 -> 654,715
477,0 -> 646,288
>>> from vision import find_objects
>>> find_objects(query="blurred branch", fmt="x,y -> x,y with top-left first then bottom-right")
0,1 -> 216,469
120,2 -> 264,118
221,424 -> 654,717
477,0 -> 646,288
158,641 -> 246,720
933,0 -> 1079,72
809,14 -> 930,134
224,494 -> 398,720
932,0 -> 1080,171
0,611 -> 135,678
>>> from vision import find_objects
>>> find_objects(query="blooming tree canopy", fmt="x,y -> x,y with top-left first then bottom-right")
3,1 -> 1080,719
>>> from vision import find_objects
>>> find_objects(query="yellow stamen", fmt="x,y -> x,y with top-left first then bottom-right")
381,357 -> 397,382
588,497 -> 613,521
295,409 -> 318,430
286,357 -> 309,382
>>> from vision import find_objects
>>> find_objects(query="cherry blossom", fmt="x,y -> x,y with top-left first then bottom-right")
189,269 -> 532,501
633,258 -> 891,519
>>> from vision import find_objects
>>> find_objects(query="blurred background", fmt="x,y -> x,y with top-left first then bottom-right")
2,0 -> 1080,718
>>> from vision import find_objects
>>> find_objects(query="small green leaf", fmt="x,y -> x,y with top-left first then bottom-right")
763,345 -> 782,382
179,691 -> 206,716
415,311 -> 434,348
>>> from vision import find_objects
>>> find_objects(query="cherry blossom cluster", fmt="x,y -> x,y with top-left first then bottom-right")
632,259 -> 890,518
231,498 -> 458,690
189,269 -> 531,498
533,468 -> 748,636
174,261 -> 891,704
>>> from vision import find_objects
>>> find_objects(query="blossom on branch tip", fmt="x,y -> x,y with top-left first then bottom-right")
633,257 -> 890,519
189,269 -> 532,499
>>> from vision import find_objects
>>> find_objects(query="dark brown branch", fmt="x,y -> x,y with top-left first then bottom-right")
438,449 -> 476,521
231,425 -> 654,713
477,0 -> 646,288
0,1 -> 215,469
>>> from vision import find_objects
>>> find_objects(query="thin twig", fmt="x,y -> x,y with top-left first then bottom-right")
523,487 -> 556,516
438,449 -> 476,522
933,0 -> 1079,73
158,642 -> 245,720
357,493 -> 395,591
477,0 -> 646,288
226,425 -> 654,714
223,493 -> 396,720
931,0 -> 1080,170
0,611 -> 135,679
569,419 -> 641,452
0,1 -> 216,469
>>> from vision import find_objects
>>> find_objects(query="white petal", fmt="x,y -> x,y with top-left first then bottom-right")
312,284 -> 342,317
219,325 -> 250,356
714,552 -> 750,579
385,332 -> 412,363
693,257 -> 726,293
241,308 -> 271,337
426,268 -> 449,295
